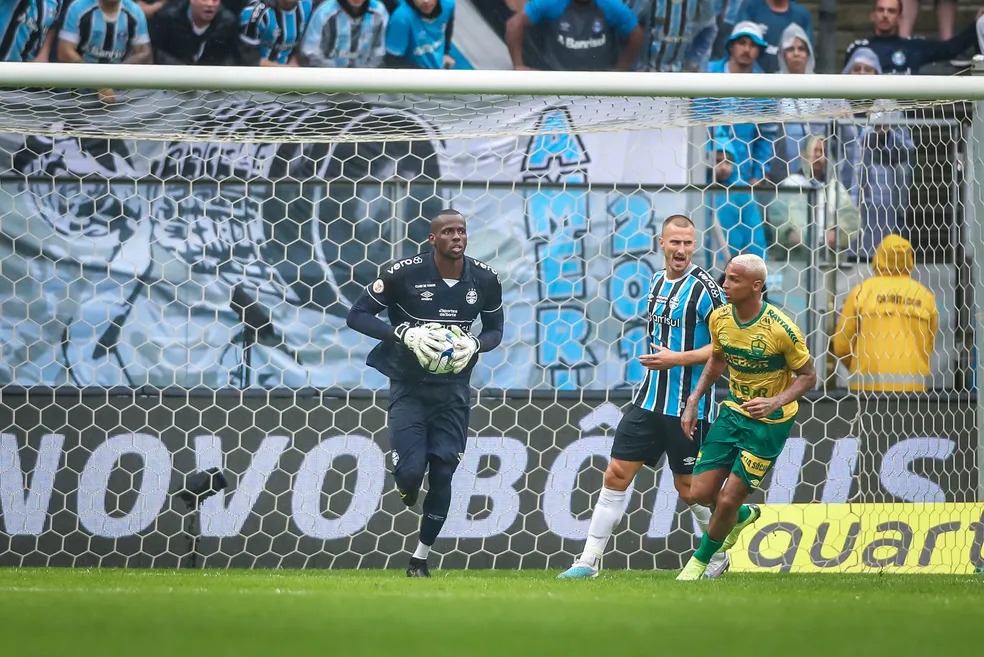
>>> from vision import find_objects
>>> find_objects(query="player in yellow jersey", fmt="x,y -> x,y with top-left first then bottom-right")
676,254 -> 817,580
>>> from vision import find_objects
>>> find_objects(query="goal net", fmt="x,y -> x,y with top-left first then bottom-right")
0,64 -> 980,574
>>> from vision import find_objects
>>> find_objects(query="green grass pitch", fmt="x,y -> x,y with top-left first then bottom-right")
0,568 -> 979,657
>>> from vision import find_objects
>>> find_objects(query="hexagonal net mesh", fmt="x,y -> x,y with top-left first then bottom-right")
0,70 -> 980,574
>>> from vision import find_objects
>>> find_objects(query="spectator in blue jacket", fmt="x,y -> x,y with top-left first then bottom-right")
736,0 -> 813,72
708,141 -> 769,265
699,22 -> 778,186
696,22 -> 775,266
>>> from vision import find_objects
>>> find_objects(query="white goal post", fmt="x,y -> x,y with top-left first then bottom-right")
0,60 -> 981,574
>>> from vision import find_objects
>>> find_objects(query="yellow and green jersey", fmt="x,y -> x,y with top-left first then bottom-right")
709,303 -> 812,424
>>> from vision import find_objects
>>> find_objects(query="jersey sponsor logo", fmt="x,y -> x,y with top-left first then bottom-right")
420,290 -> 434,301
725,352 -> 773,371
473,260 -> 498,275
412,37 -> 443,57
740,450 -> 771,478
766,308 -> 799,344
465,289 -> 478,304
385,256 -> 423,274
558,33 -> 607,50
653,314 -> 681,327
439,308 -> 458,317
372,279 -> 384,294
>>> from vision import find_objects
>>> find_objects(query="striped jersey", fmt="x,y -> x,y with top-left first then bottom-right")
240,0 -> 313,64
628,0 -> 716,72
633,264 -> 724,419
59,0 -> 149,64
0,0 -> 63,62
299,0 -> 388,68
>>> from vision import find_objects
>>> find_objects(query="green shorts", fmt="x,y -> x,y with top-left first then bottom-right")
692,404 -> 794,491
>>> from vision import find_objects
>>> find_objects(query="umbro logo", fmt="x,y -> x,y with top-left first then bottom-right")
420,291 -> 434,301
683,456 -> 696,465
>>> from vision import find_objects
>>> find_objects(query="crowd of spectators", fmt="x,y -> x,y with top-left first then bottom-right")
0,0 -> 456,69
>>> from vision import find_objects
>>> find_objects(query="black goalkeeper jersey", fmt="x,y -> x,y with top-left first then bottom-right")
347,250 -> 503,384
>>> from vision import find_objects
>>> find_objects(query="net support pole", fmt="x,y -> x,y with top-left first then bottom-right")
971,56 -> 984,501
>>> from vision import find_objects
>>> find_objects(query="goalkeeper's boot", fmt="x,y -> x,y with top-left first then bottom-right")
406,558 -> 431,578
721,504 -> 761,552
676,556 -> 708,581
557,559 -> 599,579
703,552 -> 731,579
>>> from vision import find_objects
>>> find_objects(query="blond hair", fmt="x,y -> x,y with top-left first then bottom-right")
729,254 -> 768,281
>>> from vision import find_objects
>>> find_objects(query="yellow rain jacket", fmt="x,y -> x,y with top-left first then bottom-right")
832,235 -> 938,392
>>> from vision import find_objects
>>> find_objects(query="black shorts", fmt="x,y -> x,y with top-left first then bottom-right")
388,381 -> 470,467
611,404 -> 709,474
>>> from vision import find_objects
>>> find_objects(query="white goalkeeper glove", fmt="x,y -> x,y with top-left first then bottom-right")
448,325 -> 480,374
396,322 -> 448,368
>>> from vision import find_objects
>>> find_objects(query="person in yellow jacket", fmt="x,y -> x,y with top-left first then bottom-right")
832,234 -> 938,393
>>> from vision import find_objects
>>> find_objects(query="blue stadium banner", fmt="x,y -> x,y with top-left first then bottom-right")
0,94 -> 692,390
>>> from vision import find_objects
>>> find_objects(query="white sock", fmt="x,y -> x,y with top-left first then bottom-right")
413,542 -> 431,560
689,503 -> 712,538
578,487 -> 627,567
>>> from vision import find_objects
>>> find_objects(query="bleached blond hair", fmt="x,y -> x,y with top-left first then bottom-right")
729,254 -> 768,281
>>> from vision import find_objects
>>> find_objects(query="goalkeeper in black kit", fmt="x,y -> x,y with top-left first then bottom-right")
346,209 -> 504,577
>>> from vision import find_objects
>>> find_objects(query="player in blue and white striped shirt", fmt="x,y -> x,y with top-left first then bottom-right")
240,0 -> 313,67
57,0 -> 151,64
559,215 -> 730,580
0,0 -> 63,62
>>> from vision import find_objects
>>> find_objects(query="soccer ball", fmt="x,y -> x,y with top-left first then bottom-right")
425,331 -> 455,374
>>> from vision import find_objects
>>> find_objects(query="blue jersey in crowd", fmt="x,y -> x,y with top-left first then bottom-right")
627,0 -> 716,71
240,0 -> 313,64
385,0 -> 454,69
0,0 -> 63,62
633,264 -> 723,420
59,0 -> 149,63
524,0 -> 636,71
525,0 -> 636,33
300,0 -> 389,68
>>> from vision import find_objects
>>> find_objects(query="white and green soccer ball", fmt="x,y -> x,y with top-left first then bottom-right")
426,330 -> 456,374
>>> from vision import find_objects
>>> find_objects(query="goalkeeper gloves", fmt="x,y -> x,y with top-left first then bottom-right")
448,325 -> 480,374
395,322 -> 447,368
